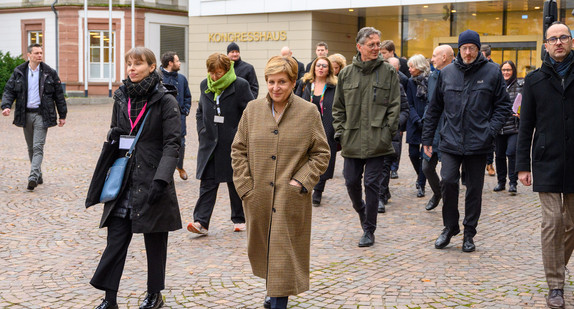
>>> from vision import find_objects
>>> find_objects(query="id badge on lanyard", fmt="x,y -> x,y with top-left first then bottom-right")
214,92 -> 224,123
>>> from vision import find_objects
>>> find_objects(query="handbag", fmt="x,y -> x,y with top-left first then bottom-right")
99,112 -> 150,203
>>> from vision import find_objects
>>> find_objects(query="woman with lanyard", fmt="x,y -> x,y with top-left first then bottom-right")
295,56 -> 338,207
187,53 -> 253,236
89,47 -> 182,309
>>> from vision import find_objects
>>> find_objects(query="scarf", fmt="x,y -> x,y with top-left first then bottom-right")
205,63 -> 237,101
123,70 -> 160,126
412,73 -> 428,100
550,51 -> 574,77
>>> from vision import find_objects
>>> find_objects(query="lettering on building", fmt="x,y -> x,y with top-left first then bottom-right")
208,31 -> 287,43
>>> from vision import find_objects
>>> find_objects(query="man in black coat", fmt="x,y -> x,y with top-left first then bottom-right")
422,30 -> 511,253
516,21 -> 574,309
227,42 -> 259,98
1,43 -> 67,191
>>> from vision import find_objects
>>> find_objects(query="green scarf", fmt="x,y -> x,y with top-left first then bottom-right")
205,62 -> 237,101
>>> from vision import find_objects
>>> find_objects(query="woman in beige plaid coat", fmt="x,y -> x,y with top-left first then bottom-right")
231,56 -> 330,309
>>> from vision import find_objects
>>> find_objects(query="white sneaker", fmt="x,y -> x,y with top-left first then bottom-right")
187,222 -> 208,235
233,223 -> 246,232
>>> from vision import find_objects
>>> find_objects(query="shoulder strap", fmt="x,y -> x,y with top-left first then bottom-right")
126,110 -> 150,157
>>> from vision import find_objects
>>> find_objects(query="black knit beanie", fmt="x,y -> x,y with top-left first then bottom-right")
458,30 -> 481,50
227,42 -> 240,54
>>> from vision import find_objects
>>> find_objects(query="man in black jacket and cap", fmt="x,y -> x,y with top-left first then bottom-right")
227,42 -> 258,98
422,29 -> 511,253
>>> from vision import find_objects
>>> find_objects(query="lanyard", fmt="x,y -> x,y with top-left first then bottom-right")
128,98 -> 147,134
310,82 -> 327,116
215,90 -> 224,116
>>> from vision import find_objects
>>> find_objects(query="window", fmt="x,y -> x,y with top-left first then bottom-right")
28,31 -> 42,45
89,31 -> 115,80
160,26 -> 185,62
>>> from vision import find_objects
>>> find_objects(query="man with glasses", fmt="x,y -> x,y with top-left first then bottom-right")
333,27 -> 400,247
516,21 -> 574,309
422,30 -> 511,253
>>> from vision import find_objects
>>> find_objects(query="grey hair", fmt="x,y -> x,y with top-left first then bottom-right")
407,54 -> 430,75
356,27 -> 382,45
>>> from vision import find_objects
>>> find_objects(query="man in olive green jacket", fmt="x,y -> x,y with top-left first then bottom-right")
333,26 -> 401,247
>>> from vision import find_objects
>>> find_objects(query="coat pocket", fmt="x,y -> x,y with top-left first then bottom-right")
533,133 -> 546,162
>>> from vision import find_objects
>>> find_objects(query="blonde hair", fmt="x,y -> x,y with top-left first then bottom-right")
301,56 -> 337,85
264,56 -> 298,82
206,53 -> 231,73
328,54 -> 347,70
407,54 -> 430,75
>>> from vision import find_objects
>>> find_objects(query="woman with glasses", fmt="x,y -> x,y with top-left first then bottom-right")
493,60 -> 522,194
406,54 -> 430,198
295,56 -> 338,207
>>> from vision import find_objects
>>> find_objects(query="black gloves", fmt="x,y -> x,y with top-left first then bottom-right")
107,127 -> 128,143
147,180 -> 167,204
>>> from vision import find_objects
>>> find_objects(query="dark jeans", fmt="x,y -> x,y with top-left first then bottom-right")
408,143 -> 427,188
343,156 -> 385,233
270,296 -> 288,309
440,152 -> 487,238
379,154 -> 396,201
91,217 -> 168,293
495,133 -> 518,185
422,152 -> 441,197
193,179 -> 244,229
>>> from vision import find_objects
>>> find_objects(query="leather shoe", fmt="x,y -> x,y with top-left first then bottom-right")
27,179 -> 38,191
390,170 -> 399,179
358,231 -> 375,247
140,292 -> 163,309
377,199 -> 386,213
425,194 -> 441,211
37,175 -> 43,185
462,236 -> 476,252
486,164 -> 495,176
95,299 -> 118,309
547,289 -> 565,308
416,186 -> 425,198
312,190 -> 322,207
263,296 -> 271,309
509,183 -> 517,194
434,227 -> 460,249
493,183 -> 505,192
176,168 -> 188,180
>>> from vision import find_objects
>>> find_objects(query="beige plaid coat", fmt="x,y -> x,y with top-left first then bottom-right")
231,93 -> 330,296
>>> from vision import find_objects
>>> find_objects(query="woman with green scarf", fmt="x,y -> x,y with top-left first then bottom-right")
187,53 -> 254,236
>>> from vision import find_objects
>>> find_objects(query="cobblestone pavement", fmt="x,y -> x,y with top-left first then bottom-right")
0,103 -> 570,308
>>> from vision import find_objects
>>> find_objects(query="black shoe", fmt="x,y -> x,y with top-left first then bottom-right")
139,292 -> 163,309
27,179 -> 38,191
547,289 -> 565,309
263,296 -> 271,309
417,186 -> 425,198
425,194 -> 441,211
358,231 -> 374,247
462,236 -> 476,252
493,183 -> 505,191
378,199 -> 386,213
382,190 -> 391,204
37,175 -> 43,185
434,227 -> 460,249
390,170 -> 399,179
95,299 -> 118,309
509,183 -> 517,194
312,190 -> 322,207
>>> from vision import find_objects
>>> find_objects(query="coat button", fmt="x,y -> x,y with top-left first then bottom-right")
271,155 -> 276,160
273,129 -> 278,134
270,182 -> 274,186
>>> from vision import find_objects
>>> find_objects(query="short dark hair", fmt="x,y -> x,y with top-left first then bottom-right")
317,42 -> 328,50
381,40 -> 395,52
27,43 -> 42,53
480,44 -> 491,57
161,51 -> 177,68
546,21 -> 572,38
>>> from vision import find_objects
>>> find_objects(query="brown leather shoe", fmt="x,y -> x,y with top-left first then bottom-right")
547,289 -> 565,308
176,168 -> 188,180
486,164 -> 495,176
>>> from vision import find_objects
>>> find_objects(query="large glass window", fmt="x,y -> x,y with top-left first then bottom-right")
402,4 -> 451,58
28,31 -> 42,45
89,31 -> 115,80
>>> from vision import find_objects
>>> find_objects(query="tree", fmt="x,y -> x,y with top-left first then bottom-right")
0,51 -> 25,98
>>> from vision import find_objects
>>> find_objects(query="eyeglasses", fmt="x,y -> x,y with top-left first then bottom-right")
316,63 -> 328,68
460,45 -> 478,52
501,69 -> 513,72
363,42 -> 382,50
546,35 -> 572,45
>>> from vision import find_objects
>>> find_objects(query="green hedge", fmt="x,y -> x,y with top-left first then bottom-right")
0,51 -> 25,98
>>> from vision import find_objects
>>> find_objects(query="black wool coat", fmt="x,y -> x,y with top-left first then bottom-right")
516,55 -> 574,193
196,77 -> 253,182
233,58 -> 259,99
89,83 -> 182,233
1,61 -> 67,128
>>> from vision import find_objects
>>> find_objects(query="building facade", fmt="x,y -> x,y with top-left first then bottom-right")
188,0 -> 574,98
0,0 -> 189,96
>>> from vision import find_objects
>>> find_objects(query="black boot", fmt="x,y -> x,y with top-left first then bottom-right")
312,190 -> 322,207
139,292 -> 163,309
493,183 -> 505,192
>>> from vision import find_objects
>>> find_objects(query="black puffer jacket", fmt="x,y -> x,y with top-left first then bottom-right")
498,78 -> 522,135
1,61 -> 67,128
422,53 -> 512,155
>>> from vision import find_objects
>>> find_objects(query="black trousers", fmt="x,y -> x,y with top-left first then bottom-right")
422,152 -> 441,197
440,152 -> 487,238
379,154 -> 396,201
408,143 -> 427,188
177,115 -> 187,169
343,156 -> 384,233
495,133 -> 518,185
390,132 -> 403,172
193,179 -> 244,229
90,216 -> 168,293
